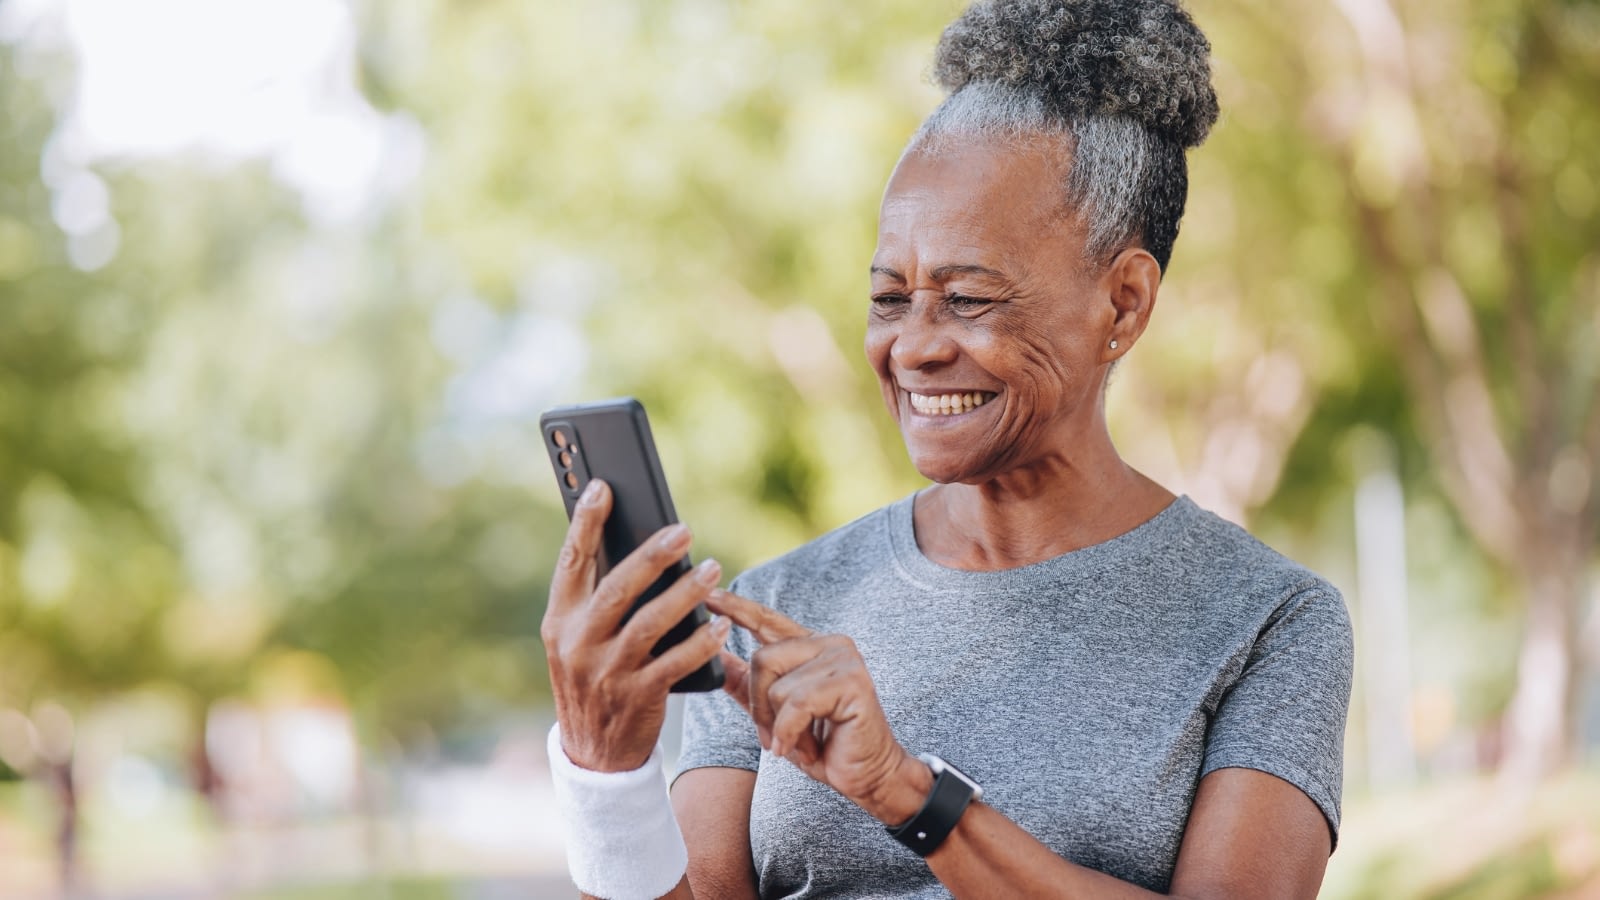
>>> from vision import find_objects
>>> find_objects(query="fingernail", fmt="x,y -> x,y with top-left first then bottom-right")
579,480 -> 603,504
712,616 -> 731,638
694,558 -> 722,584
658,523 -> 690,550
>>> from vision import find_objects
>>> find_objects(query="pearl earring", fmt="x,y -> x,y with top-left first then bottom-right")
1109,339 -> 1119,350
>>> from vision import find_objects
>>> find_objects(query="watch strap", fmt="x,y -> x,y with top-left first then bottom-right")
885,754 -> 980,857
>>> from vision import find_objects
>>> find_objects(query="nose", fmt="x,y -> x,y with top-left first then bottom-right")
888,304 -> 959,372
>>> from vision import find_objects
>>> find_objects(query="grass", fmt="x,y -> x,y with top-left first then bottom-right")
1323,769 -> 1600,899
233,878 -> 457,900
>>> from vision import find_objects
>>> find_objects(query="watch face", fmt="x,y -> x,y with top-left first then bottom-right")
889,752 -> 984,856
947,766 -> 981,796
920,753 -> 983,799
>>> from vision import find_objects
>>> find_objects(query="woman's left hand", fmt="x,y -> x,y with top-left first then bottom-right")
704,590 -> 931,825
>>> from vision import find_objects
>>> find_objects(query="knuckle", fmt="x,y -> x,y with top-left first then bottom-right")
634,664 -> 664,692
694,622 -> 718,648
751,646 -> 776,672
756,608 -> 782,632
594,645 -> 626,681
556,540 -> 585,572
621,598 -> 658,629
591,574 -> 624,609
658,578 -> 697,613
648,661 -> 679,690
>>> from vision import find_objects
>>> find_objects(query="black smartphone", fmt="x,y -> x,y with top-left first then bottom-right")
539,397 -> 725,693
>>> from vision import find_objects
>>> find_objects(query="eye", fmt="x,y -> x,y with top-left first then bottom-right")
948,294 -> 993,312
871,293 -> 909,308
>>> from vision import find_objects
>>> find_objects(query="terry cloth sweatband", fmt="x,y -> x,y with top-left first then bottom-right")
547,723 -> 688,900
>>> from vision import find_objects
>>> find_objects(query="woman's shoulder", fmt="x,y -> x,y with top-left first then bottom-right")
728,496 -> 909,603
1164,498 -> 1349,628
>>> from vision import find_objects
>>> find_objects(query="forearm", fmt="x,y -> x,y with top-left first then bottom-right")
926,801 -> 1165,899
915,768 -> 1334,899
860,755 -> 1162,899
579,877 -> 695,900
575,841 -> 759,900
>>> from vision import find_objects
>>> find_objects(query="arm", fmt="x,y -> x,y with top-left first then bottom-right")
673,767 -> 761,898
705,589 -> 1338,899
542,479 -> 742,900
912,767 -> 1329,899
572,767 -> 759,900
622,765 -> 1329,900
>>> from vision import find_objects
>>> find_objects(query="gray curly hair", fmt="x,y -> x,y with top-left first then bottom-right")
915,0 -> 1220,272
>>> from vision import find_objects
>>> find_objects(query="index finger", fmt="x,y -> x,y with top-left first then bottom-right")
704,589 -> 811,644
548,479 -> 610,613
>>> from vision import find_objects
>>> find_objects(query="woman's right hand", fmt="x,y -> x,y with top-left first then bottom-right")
541,478 -> 731,773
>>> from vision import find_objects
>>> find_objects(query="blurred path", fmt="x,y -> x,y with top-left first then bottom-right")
115,875 -> 579,900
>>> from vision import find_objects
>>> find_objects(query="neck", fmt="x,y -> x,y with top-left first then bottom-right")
912,426 -> 1174,571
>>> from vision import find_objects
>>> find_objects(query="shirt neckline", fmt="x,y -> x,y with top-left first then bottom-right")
886,490 -> 1199,591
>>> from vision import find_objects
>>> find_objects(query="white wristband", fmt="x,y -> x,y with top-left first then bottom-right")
547,723 -> 688,900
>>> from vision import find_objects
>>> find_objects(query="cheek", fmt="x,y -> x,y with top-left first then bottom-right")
863,320 -> 900,409
863,319 -> 891,373
984,313 -> 1074,413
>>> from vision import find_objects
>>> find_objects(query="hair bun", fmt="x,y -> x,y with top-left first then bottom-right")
932,0 -> 1219,148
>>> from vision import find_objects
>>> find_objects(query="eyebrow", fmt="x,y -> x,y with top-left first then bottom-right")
869,264 -> 1009,283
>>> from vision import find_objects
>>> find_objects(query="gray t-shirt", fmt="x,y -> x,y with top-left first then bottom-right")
678,493 -> 1353,897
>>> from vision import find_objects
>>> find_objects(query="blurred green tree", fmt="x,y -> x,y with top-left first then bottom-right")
0,0 -> 1591,837
356,0 -> 1598,780
1217,0 -> 1599,778
0,39 -> 187,886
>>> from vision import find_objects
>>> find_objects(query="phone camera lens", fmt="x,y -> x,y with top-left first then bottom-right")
553,430 -> 568,449
564,472 -> 579,490
559,451 -> 572,468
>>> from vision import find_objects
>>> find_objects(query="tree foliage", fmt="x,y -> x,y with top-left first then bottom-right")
0,0 -> 1593,787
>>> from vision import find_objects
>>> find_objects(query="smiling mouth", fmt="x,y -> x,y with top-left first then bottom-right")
907,391 -> 996,416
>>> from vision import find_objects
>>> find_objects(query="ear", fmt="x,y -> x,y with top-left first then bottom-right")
1100,247 -> 1161,363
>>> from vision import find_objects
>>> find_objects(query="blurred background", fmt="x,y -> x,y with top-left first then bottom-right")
0,0 -> 1595,897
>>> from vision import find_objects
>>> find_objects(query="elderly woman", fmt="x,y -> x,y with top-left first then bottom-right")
541,0 -> 1353,897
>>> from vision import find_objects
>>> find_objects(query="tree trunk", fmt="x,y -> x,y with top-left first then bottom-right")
49,757 -> 79,897
191,713 -> 225,813
1499,540 -> 1586,782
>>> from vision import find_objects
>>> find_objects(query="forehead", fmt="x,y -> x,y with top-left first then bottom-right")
874,137 -> 1078,275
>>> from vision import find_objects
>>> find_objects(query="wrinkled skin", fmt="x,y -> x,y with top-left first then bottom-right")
541,479 -> 730,773
867,140 -> 1117,488
866,137 -> 1172,569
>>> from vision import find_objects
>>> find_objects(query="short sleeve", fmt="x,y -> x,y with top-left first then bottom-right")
674,576 -> 762,780
1201,583 -> 1354,849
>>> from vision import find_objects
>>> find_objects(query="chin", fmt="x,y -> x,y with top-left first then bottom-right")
907,450 -> 984,485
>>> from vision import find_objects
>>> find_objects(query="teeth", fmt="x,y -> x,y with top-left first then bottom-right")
908,391 -> 993,416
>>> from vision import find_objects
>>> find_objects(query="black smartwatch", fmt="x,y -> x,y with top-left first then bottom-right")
886,753 -> 983,857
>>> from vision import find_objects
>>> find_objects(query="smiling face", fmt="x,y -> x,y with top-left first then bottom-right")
866,136 -> 1135,485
